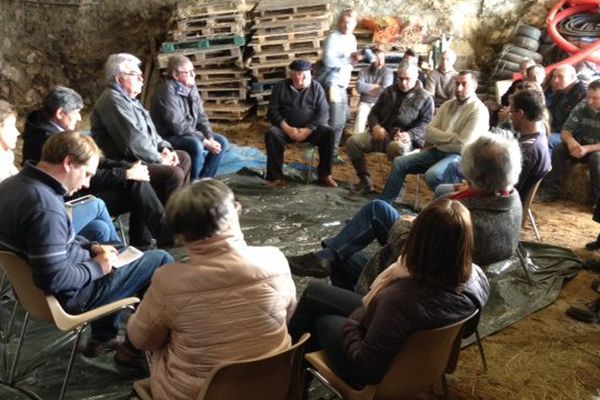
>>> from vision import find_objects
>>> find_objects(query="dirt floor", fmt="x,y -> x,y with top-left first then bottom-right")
216,118 -> 600,400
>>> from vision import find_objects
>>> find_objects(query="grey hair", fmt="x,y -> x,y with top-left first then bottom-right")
42,86 -> 83,117
460,133 -> 522,193
442,49 -> 457,64
397,62 -> 419,76
104,53 -> 142,82
166,179 -> 236,242
166,55 -> 192,77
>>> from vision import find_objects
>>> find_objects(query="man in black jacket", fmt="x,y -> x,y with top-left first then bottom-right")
265,59 -> 337,188
346,62 -> 434,193
23,86 -> 169,247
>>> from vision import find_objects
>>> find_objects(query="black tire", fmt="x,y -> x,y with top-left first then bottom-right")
502,44 -> 543,63
515,24 -> 542,41
493,69 -> 515,80
540,28 -> 553,44
513,35 -> 540,51
496,59 -> 520,72
500,51 -> 528,64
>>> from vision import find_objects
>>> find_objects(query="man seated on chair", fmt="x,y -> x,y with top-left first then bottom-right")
509,89 -> 552,199
127,179 -> 296,400
150,55 -> 228,180
346,62 -> 434,193
288,134 -> 522,291
545,64 -> 587,150
352,48 -> 393,136
424,49 -> 458,109
0,131 -> 173,367
265,59 -> 337,188
92,53 -> 191,205
542,79 -> 600,202
23,86 -> 169,248
380,70 -> 489,204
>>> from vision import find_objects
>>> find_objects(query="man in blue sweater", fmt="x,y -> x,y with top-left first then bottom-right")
0,131 -> 172,364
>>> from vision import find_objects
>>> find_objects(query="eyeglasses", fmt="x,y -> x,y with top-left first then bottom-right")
177,70 -> 196,77
122,71 -> 143,78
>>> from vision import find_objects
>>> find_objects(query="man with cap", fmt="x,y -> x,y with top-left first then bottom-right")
265,59 -> 336,188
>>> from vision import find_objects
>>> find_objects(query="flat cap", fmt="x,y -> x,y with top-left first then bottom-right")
289,59 -> 312,71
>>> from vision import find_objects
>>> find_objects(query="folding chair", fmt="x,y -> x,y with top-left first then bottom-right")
0,251 -> 139,400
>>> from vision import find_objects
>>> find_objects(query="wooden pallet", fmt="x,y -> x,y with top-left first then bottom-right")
252,28 -> 328,45
253,12 -> 330,27
249,66 -> 288,81
250,90 -> 272,103
250,79 -> 279,92
194,68 -> 247,81
254,16 -> 329,34
196,77 -> 250,88
251,49 -> 321,64
173,25 -> 244,41
249,37 -> 324,53
204,102 -> 254,121
177,1 -> 248,20
157,46 -> 242,69
199,87 -> 248,101
254,0 -> 329,14
161,35 -> 244,53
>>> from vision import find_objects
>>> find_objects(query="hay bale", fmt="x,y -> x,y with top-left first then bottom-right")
561,162 -> 592,205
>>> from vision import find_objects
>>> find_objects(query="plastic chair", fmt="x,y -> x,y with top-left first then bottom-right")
305,311 -> 478,400
0,250 -> 139,400
133,333 -> 310,400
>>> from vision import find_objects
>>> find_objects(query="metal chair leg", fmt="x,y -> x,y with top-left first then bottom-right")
307,146 -> 316,184
516,244 -> 533,284
8,312 -> 29,386
528,209 -> 541,241
475,329 -> 488,372
59,327 -> 84,400
5,300 -> 19,343
116,215 -> 128,246
441,374 -> 451,400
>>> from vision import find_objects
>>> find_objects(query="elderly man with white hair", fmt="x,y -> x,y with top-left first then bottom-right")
289,133 -> 523,291
92,53 -> 191,205
346,62 -> 434,193
546,64 -> 587,150
425,49 -> 458,108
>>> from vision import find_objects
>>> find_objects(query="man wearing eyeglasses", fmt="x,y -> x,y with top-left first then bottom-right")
92,53 -> 191,205
150,55 -> 228,180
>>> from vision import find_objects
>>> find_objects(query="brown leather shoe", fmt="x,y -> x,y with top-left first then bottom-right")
318,176 -> 338,188
266,179 -> 286,188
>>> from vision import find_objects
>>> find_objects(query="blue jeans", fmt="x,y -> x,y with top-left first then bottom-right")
323,200 -> 401,289
84,249 -> 173,341
71,197 -> 120,243
288,281 -> 364,387
380,148 -> 460,204
167,134 -> 228,179
327,85 -> 349,156
548,132 -> 562,151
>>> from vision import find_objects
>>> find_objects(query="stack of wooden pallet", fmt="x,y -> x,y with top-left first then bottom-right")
157,0 -> 253,121
248,0 -> 332,117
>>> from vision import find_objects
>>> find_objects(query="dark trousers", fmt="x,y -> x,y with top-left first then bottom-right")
288,281 -> 364,387
95,180 -> 166,246
547,142 -> 600,202
148,150 -> 191,205
264,125 -> 334,181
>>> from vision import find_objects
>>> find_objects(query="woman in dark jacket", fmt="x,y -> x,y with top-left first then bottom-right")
288,198 -> 490,388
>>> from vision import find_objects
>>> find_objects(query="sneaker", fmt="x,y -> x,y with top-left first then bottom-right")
287,253 -> 331,278
566,298 -> 600,323
80,337 -> 120,358
114,343 -> 149,376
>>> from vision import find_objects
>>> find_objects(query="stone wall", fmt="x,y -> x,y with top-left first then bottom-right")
0,0 -> 553,112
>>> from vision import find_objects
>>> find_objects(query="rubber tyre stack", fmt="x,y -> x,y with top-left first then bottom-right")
491,24 -> 543,81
